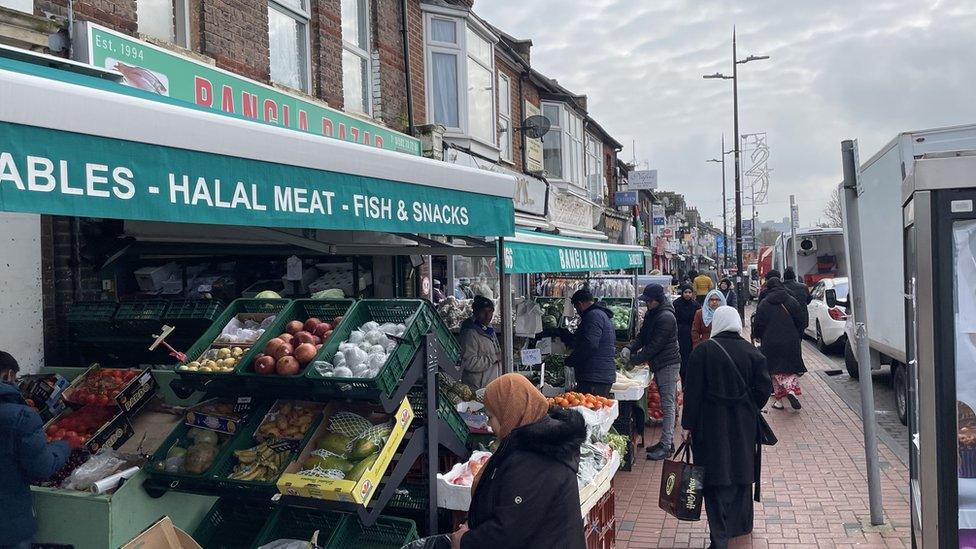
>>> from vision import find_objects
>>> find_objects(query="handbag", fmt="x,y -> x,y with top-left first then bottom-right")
708,340 -> 778,446
658,441 -> 705,521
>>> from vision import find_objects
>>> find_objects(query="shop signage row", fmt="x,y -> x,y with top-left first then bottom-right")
0,121 -> 513,237
76,22 -> 422,156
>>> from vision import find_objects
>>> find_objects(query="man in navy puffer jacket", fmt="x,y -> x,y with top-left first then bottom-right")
563,289 -> 617,397
0,351 -> 70,548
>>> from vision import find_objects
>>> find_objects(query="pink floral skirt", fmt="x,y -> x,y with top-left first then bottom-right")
772,374 -> 802,400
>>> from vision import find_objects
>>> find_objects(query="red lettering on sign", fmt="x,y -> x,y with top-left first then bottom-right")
321,117 -> 334,137
242,93 -> 258,119
194,77 -> 213,107
338,123 -> 347,140
282,104 -> 290,127
350,127 -> 360,143
264,99 -> 278,123
363,131 -> 370,145
375,135 -> 384,149
221,85 -> 234,113
299,110 -> 309,131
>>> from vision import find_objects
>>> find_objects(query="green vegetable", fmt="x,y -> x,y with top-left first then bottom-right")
316,432 -> 352,455
607,431 -> 629,464
255,290 -> 282,299
188,428 -> 219,446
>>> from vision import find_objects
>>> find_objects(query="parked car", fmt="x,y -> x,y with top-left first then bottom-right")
805,277 -> 849,353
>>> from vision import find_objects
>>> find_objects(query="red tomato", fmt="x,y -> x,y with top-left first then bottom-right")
53,429 -> 66,439
67,435 -> 83,449
97,395 -> 111,406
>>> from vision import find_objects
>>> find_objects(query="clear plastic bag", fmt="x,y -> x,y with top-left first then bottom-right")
62,450 -> 127,491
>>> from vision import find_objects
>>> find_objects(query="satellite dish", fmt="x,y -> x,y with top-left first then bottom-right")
520,115 -> 551,139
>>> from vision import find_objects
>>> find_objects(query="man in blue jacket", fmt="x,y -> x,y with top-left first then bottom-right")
0,351 -> 70,549
563,289 -> 617,397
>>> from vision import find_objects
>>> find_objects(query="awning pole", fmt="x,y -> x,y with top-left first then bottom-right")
499,236 -> 514,374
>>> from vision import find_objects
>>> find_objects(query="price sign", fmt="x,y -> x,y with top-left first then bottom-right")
520,348 -> 542,365
537,338 -> 552,356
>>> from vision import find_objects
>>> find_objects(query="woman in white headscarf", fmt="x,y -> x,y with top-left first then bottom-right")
681,306 -> 772,549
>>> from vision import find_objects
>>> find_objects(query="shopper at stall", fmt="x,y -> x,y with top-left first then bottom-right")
692,289 -> 727,348
452,373 -> 586,549
432,279 -> 446,304
752,278 -> 808,410
719,278 -> 738,309
782,267 -> 812,305
0,351 -> 70,549
673,284 -> 701,379
693,271 -> 714,305
563,289 -> 616,397
456,278 -> 474,299
621,284 -> 682,460
459,296 -> 502,390
681,307 -> 772,549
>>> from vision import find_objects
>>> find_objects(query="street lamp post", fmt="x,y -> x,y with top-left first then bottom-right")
707,134 -> 734,273
703,27 -> 768,319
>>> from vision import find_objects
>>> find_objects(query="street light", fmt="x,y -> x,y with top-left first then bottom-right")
707,135 -> 734,273
703,27 -> 769,319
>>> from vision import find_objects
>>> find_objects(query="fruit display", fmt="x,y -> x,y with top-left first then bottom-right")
312,321 -> 406,379
250,315 -> 342,376
228,440 -> 295,482
178,346 -> 246,373
255,401 -> 322,441
295,411 -> 393,483
439,375 -> 476,405
64,368 -> 140,406
214,315 -> 276,345
156,427 -> 226,475
549,392 -> 615,411
45,405 -> 117,449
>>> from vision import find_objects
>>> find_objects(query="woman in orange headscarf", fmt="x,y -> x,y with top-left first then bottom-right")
451,374 -> 586,549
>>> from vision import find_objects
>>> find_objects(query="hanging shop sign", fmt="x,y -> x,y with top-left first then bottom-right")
548,191 -> 598,231
629,169 -> 657,190
74,22 -> 422,156
501,231 -> 645,274
445,148 -> 547,216
0,121 -> 513,236
598,211 -> 626,242
652,204 -> 665,226
524,101 -> 545,173
614,191 -> 637,207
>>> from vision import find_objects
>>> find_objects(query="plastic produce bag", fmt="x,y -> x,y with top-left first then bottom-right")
62,450 -> 127,491
400,535 -> 451,549
257,539 -> 321,549
513,298 -> 543,337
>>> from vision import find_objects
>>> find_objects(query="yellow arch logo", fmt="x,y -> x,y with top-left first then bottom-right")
665,473 -> 676,496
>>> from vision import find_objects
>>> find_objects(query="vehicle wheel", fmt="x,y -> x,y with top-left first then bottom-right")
845,338 -> 859,379
894,363 -> 909,426
816,321 -> 828,353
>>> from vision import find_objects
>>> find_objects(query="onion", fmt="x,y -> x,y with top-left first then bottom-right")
295,331 -> 315,345
272,343 -> 294,361
285,320 -> 305,335
264,338 -> 285,356
294,343 -> 317,365
276,356 -> 301,376
303,318 -> 322,333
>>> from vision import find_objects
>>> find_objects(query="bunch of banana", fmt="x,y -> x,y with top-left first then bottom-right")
228,439 -> 293,481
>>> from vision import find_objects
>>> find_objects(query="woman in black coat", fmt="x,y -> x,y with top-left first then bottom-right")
751,278 -> 807,410
673,284 -> 700,380
454,374 -> 586,549
682,306 -> 772,549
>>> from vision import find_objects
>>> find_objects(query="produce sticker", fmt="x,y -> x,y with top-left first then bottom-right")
76,22 -> 422,156
0,121 -> 514,237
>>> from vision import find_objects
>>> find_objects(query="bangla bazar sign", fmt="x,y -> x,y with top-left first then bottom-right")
74,22 -> 422,156
501,234 -> 644,274
0,121 -> 513,237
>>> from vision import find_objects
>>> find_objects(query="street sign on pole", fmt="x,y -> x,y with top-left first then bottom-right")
629,170 -> 658,190
652,204 -> 665,226
791,201 -> 800,230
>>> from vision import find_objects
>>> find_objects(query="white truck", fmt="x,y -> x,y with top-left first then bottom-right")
772,227 -> 847,286
842,124 -> 976,425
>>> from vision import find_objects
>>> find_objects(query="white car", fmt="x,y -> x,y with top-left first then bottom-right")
805,277 -> 849,352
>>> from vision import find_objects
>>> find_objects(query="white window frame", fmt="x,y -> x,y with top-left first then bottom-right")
137,0 -> 190,48
341,0 -> 372,116
423,9 -> 498,151
585,133 -> 605,202
542,102 -> 563,179
268,0 -> 312,93
542,100 -> 586,189
497,72 -> 513,163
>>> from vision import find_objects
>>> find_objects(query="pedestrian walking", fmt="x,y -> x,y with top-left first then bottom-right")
756,269 -> 780,304
563,289 -> 616,397
0,351 -> 70,549
451,374 -> 586,549
751,278 -> 808,410
693,271 -> 714,305
459,296 -> 501,390
621,284 -> 682,460
782,267 -> 812,305
718,278 -> 738,309
691,289 -> 727,349
673,284 -> 700,380
681,307 -> 772,549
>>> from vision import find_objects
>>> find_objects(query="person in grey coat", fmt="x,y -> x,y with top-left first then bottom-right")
459,296 -> 502,390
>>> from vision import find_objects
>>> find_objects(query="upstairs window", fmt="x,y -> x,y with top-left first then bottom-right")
542,101 -> 585,188
268,0 -> 310,92
497,72 -> 512,162
585,134 -> 605,202
138,0 -> 189,46
342,0 -> 371,115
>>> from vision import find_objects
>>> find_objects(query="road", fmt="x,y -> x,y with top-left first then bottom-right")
807,338 -> 910,466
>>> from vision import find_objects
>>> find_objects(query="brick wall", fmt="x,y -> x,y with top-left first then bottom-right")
496,56 -> 520,169
35,0 -> 136,33
604,142 -> 618,203
406,0 -> 425,124
201,0 -> 269,81
313,0 -> 343,107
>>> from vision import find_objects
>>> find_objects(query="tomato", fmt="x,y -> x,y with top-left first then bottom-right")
53,429 -> 66,439
97,395 -> 111,406
67,435 -> 84,449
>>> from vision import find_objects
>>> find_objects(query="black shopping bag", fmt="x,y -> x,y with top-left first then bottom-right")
658,442 -> 705,521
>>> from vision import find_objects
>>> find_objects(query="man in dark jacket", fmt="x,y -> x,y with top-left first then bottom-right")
782,267 -> 812,305
621,284 -> 682,460
564,289 -> 616,397
0,351 -> 70,548
756,269 -> 781,304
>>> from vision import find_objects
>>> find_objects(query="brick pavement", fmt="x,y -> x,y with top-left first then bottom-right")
613,338 -> 911,548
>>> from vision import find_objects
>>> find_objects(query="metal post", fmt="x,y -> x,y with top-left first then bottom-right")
721,134 -> 729,272
790,195 -> 798,272
498,237 -> 514,374
732,29 -> 745,320
841,139 -> 885,526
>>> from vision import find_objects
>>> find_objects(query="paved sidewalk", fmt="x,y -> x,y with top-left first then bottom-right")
613,341 -> 911,548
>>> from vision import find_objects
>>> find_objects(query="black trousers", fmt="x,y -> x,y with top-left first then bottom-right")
704,484 -> 754,549
576,381 -> 612,397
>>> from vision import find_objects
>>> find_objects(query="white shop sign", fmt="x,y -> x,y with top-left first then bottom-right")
524,101 -> 544,173
445,148 -> 547,217
549,191 -> 598,231
629,170 -> 657,190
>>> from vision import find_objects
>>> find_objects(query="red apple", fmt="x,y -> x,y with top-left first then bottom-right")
272,343 -> 294,361
313,323 -> 331,338
311,335 -> 322,346
285,320 -> 305,335
295,331 -> 315,345
254,355 -> 276,375
303,318 -> 322,333
294,343 -> 317,365
276,356 -> 301,376
264,338 -> 285,356
278,333 -> 295,344
333,316 -> 343,326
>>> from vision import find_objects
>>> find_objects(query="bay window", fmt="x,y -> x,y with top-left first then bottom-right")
497,73 -> 512,162
268,0 -> 310,92
341,0 -> 371,115
424,11 -> 497,148
542,101 -> 585,188
585,134 -> 606,202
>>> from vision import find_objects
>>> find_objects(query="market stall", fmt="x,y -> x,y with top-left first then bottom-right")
0,44 -> 520,549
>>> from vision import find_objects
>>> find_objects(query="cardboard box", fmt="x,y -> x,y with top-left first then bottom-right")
277,397 -> 414,505
44,406 -> 134,454
120,516 -> 202,549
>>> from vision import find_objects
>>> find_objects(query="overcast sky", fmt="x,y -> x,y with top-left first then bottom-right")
476,0 -> 976,228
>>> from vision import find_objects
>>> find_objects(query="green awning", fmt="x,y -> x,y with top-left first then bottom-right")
501,230 -> 648,274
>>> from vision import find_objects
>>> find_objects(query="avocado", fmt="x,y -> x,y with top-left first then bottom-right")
347,453 -> 379,482
349,438 -> 379,460
315,433 -> 352,456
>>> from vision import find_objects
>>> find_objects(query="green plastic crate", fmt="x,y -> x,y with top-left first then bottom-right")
163,299 -> 226,340
421,301 -> 462,364
406,386 -> 468,446
178,299 -> 290,380
253,507 -> 346,548
66,301 -> 119,338
601,297 -> 635,341
235,299 -> 353,385
386,483 -> 428,512
305,300 -> 431,397
192,498 -> 274,549
327,515 -> 418,549
145,418 -> 251,485
115,300 -> 169,335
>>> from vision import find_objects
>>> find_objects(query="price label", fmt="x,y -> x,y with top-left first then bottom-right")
537,338 -> 552,356
520,348 -> 542,365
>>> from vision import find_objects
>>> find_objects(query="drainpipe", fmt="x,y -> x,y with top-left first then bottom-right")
518,73 -> 527,170
400,0 -> 415,135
